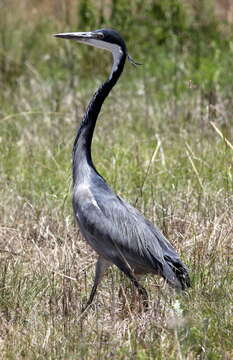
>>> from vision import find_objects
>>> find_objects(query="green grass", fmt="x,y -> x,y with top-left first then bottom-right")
0,1 -> 233,359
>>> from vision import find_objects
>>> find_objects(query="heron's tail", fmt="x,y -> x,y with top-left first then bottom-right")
162,256 -> 191,290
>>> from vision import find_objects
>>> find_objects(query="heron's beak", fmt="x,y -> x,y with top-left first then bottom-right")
53,32 -> 101,43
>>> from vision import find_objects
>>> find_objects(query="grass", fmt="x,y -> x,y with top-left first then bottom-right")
0,1 -> 233,359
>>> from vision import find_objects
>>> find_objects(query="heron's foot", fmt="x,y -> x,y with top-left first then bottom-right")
138,286 -> 149,311
118,284 -> 149,313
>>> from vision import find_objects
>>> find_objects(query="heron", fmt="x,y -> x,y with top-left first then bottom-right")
54,29 -> 190,311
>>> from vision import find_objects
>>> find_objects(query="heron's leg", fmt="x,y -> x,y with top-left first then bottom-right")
115,261 -> 149,310
82,256 -> 111,312
128,272 -> 148,310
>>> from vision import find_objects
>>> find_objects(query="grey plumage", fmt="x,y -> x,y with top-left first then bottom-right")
54,29 -> 190,311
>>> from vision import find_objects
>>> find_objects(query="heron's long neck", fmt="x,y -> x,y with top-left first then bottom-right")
72,51 -> 126,184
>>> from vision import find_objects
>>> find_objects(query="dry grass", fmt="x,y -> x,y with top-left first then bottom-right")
0,182 -> 232,359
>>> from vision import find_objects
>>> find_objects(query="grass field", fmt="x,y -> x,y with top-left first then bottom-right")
0,1 -> 233,359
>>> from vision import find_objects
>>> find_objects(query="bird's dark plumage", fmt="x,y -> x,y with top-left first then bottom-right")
54,28 -> 190,310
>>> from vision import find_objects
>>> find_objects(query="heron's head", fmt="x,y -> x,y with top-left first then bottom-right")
54,28 -> 140,67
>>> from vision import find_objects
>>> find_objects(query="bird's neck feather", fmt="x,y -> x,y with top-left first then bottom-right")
72,47 -> 126,185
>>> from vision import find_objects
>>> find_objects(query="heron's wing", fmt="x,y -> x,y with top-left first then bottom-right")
74,187 -> 189,289
117,197 -> 190,288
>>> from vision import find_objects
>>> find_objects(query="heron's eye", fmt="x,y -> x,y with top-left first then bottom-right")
97,32 -> 104,39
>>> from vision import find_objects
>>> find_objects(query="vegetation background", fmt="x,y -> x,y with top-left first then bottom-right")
0,0 -> 232,359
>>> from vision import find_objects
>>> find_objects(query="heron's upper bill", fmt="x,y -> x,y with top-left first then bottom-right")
53,32 -> 104,41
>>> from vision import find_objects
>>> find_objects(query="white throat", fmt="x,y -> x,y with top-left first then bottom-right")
80,39 -> 123,77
